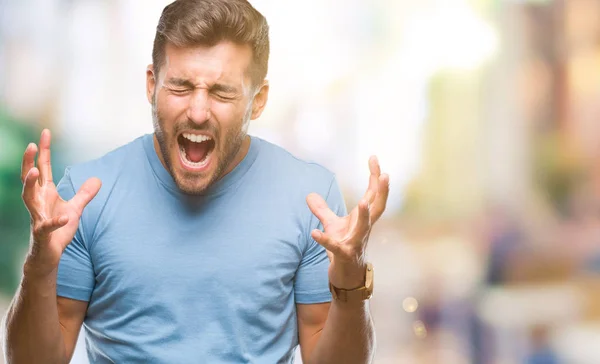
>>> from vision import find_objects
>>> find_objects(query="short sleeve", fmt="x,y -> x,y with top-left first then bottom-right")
294,175 -> 347,304
55,168 -> 95,301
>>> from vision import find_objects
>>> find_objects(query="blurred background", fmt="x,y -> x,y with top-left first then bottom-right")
1,0 -> 600,363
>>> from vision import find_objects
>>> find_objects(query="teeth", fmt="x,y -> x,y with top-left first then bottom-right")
179,145 -> 211,167
182,133 -> 212,143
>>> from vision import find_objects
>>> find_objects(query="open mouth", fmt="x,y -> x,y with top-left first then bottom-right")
177,132 -> 216,170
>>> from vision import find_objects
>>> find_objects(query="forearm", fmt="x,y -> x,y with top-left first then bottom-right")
3,268 -> 67,364
307,300 -> 375,364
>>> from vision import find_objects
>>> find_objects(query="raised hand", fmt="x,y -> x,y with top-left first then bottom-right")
306,156 -> 389,289
20,129 -> 101,277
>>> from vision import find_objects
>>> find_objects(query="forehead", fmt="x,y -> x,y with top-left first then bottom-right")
161,41 -> 253,86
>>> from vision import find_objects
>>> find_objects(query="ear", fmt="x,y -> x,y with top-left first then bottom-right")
146,64 -> 156,104
250,80 -> 269,120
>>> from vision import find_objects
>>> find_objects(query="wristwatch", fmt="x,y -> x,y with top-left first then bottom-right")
329,262 -> 374,302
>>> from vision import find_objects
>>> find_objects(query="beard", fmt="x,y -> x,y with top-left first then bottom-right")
151,100 -> 249,195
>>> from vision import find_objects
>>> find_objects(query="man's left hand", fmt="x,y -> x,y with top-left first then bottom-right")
306,156 -> 389,290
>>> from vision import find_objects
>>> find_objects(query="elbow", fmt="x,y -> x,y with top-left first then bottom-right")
1,306 -> 15,364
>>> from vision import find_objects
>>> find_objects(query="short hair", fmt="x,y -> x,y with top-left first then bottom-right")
152,0 -> 269,87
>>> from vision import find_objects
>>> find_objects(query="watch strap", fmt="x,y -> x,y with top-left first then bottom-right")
329,262 -> 374,303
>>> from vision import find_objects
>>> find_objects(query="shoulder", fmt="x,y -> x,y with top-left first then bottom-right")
251,136 -> 336,195
63,135 -> 148,190
57,135 -> 149,241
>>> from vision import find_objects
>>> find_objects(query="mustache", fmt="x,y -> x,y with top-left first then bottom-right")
151,101 -> 218,138
173,120 -> 218,137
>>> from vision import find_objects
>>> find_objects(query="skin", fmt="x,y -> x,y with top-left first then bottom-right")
2,40 -> 390,364
147,42 -> 269,195
2,130 -> 100,363
300,156 -> 389,364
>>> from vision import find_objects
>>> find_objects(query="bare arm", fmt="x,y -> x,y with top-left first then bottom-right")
3,272 -> 87,363
303,156 -> 389,363
1,129 -> 100,363
297,298 -> 374,364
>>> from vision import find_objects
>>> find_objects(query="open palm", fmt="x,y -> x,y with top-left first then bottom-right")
21,129 -> 101,275
306,156 -> 389,286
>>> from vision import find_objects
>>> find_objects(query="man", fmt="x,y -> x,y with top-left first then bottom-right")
2,0 -> 389,363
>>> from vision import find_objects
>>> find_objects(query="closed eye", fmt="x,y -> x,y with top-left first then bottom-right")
210,83 -> 239,101
213,93 -> 237,101
169,88 -> 192,95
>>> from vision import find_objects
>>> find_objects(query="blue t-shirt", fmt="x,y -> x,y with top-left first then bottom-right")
56,134 -> 347,363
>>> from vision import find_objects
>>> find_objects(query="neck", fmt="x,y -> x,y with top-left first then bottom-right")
221,134 -> 251,177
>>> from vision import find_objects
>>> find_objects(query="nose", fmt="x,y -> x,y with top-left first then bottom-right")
186,89 -> 211,125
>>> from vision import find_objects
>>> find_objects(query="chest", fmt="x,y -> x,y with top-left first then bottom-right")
87,192 -> 306,303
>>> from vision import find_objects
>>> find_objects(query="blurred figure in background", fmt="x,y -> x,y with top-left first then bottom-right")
526,325 -> 559,364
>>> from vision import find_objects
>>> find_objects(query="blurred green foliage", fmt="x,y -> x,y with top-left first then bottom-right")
0,107 -> 36,295
0,107 -> 66,296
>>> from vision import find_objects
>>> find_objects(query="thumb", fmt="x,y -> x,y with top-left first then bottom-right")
70,177 -> 102,213
311,230 -> 341,257
32,215 -> 70,241
306,193 -> 338,228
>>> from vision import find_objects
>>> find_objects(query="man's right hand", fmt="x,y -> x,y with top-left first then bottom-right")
21,129 -> 101,278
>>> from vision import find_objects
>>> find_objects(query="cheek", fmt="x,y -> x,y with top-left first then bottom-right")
157,93 -> 189,121
210,101 -> 247,127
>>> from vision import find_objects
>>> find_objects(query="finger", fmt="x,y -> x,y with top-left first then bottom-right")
306,193 -> 338,227
20,143 -> 38,183
364,189 -> 375,206
311,229 -> 342,256
371,173 -> 390,222
362,156 -> 380,204
369,155 -> 381,181
69,177 -> 102,213
33,215 -> 69,239
37,129 -> 53,185
22,167 -> 40,213
354,197 -> 371,237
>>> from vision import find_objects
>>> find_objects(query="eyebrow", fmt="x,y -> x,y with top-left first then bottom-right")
165,77 -> 239,94
165,78 -> 195,88
209,83 -> 239,94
